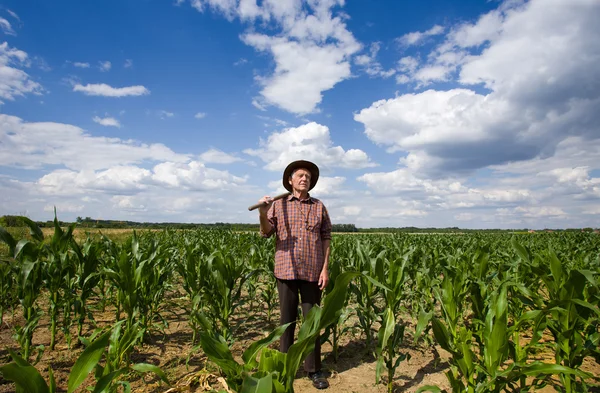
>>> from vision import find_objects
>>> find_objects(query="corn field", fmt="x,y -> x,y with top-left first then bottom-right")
0,215 -> 599,392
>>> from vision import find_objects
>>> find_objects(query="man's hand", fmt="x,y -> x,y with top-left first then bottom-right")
318,268 -> 329,291
258,195 -> 273,215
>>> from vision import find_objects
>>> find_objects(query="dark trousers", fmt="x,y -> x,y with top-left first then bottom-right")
276,279 -> 322,372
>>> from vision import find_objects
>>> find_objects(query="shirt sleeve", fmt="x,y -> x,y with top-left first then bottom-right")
320,204 -> 332,241
260,201 -> 277,238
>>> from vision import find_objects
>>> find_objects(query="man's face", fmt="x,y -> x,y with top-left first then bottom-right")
289,168 -> 312,193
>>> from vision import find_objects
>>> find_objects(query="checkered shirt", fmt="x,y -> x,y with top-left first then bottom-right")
261,194 -> 332,282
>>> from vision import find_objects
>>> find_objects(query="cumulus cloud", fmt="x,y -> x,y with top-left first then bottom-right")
0,114 -> 188,171
36,161 -> 246,195
43,203 -> 84,213
199,148 -> 242,164
0,42 -> 43,103
356,0 -> 600,177
244,122 -> 376,171
93,115 -> 121,128
397,24 -> 444,46
194,112 -> 207,119
73,83 -> 150,97
73,61 -> 90,68
183,0 -> 361,114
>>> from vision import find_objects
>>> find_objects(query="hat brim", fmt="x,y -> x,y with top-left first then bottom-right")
283,160 -> 319,193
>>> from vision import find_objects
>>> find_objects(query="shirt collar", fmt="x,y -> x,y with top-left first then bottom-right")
288,193 -> 313,203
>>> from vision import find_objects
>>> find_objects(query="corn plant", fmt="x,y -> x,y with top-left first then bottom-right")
102,232 -> 173,338
249,238 -> 278,324
348,240 -> 385,353
0,257 -> 16,328
200,249 -> 256,342
369,246 -> 417,393
42,212 -> 77,350
516,245 -> 600,393
174,238 -> 208,344
321,257 -> 352,363
1,218 -> 45,360
72,238 -> 102,338
0,325 -> 169,393
199,271 -> 359,393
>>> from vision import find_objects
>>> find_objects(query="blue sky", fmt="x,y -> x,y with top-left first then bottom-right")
1,0 -> 599,229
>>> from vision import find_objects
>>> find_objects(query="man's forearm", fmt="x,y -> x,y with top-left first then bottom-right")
259,212 -> 273,235
322,239 -> 331,271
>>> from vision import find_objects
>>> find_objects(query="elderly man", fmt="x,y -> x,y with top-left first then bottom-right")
258,160 -> 332,390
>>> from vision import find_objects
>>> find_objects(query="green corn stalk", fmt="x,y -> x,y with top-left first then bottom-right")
0,325 -> 169,393
319,254 -> 352,363
174,239 -> 208,343
102,232 -> 173,338
40,211 -> 77,350
0,257 -> 16,328
369,246 -> 419,393
348,240 -> 385,353
200,249 -> 256,342
71,238 -> 101,338
515,242 -> 600,393
428,271 -> 591,393
199,271 -> 359,393
3,218 -> 45,361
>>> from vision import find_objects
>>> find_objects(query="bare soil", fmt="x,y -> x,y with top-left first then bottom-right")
1,292 -> 599,393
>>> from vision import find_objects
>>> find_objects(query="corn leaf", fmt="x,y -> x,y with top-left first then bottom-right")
130,363 -> 170,385
0,363 -> 49,393
240,373 -> 273,393
67,330 -> 111,393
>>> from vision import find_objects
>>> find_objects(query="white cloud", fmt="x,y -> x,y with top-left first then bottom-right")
515,206 -> 567,218
124,59 -> 133,68
243,32 -> 360,114
6,10 -> 20,22
152,161 -> 246,190
93,115 -> 121,128
99,61 -> 111,72
43,203 -> 84,213
73,62 -> 90,68
356,0 -> 600,177
0,42 -> 43,103
343,206 -> 361,216
252,98 -> 267,111
234,58 -> 248,66
0,17 -> 16,35
199,148 -> 242,164
0,114 -> 189,171
184,0 -> 361,114
454,213 -> 475,221
397,24 -> 444,46
355,42 -> 395,78
36,161 -> 246,196
158,110 -> 175,119
194,112 -> 207,119
73,83 -> 150,97
244,122 -> 376,171
311,176 -> 347,197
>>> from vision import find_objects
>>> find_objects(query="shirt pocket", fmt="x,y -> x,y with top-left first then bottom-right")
308,207 -> 322,234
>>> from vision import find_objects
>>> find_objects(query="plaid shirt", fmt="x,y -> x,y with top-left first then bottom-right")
261,194 -> 332,282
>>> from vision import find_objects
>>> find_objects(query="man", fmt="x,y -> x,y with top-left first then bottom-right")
258,160 -> 332,390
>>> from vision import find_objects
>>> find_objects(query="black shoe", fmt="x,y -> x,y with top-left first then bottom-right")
308,370 -> 329,389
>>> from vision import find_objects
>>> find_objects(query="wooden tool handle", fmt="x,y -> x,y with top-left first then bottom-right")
248,192 -> 290,211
